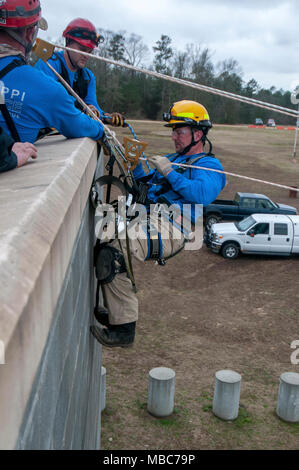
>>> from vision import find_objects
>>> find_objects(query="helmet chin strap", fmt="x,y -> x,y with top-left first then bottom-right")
6,26 -> 38,58
178,128 -> 212,156
65,40 -> 78,70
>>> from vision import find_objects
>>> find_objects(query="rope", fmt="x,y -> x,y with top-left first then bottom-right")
51,43 -> 299,119
142,157 -> 299,193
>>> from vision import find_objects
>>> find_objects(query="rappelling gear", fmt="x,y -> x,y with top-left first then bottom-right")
63,18 -> 103,50
0,0 -> 47,55
94,243 -> 127,285
163,100 -> 213,155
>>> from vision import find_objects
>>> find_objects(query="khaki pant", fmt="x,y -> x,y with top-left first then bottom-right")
101,215 -> 185,325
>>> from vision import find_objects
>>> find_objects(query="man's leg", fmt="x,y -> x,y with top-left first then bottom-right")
91,235 -> 147,348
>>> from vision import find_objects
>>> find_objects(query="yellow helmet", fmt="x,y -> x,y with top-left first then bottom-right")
163,100 -> 212,132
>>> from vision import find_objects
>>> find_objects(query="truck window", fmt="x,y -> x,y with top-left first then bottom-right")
241,198 -> 256,208
236,216 -> 256,231
250,223 -> 270,235
256,199 -> 273,210
274,223 -> 288,235
234,194 -> 240,204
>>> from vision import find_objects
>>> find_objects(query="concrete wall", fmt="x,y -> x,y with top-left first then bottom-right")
0,136 -> 103,449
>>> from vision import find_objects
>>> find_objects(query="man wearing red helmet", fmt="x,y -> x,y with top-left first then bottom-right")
0,1 -> 104,143
35,18 -> 124,127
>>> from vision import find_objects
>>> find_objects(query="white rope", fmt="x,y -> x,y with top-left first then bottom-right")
143,158 -> 299,193
42,41 -> 299,194
52,43 -> 299,119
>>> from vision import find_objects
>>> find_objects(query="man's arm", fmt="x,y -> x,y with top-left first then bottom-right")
36,77 -> 104,142
165,158 -> 226,206
35,56 -> 62,83
0,127 -> 37,173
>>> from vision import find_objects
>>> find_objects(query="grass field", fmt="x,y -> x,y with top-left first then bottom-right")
100,122 -> 299,450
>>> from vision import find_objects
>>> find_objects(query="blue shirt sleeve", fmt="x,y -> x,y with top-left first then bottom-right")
166,158 -> 226,206
40,82 -> 104,140
35,56 -> 62,83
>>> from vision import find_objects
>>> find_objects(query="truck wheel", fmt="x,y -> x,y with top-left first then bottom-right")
206,214 -> 221,228
221,243 -> 239,259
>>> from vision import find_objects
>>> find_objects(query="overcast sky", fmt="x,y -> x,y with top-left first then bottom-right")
39,0 -> 298,92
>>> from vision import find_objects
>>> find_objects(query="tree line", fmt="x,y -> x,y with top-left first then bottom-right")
57,30 -> 298,125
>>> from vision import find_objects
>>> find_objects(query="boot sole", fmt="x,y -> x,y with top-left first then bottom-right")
90,326 -> 134,348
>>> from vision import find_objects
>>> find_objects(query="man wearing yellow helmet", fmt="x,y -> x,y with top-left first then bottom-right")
90,100 -> 226,348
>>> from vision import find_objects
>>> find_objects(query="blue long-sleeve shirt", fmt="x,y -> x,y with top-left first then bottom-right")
0,56 -> 103,143
133,152 -> 226,223
35,51 -> 104,117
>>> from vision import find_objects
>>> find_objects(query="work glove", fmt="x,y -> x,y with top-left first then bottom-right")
87,105 -> 101,120
149,155 -> 173,177
98,132 -> 113,156
104,112 -> 125,127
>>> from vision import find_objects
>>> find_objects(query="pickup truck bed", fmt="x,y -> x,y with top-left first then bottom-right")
204,192 -> 297,227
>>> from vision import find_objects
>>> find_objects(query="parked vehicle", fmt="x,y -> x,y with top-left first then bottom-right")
205,214 -> 299,259
267,118 -> 276,127
203,192 -> 297,227
255,118 -> 264,125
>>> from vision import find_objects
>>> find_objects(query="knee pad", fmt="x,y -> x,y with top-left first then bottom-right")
94,243 -> 127,284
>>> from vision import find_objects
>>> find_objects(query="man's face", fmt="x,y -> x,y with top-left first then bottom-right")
67,41 -> 93,69
172,126 -> 203,153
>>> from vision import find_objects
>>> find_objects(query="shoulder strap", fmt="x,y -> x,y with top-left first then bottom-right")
73,68 -> 90,109
0,57 -> 26,80
174,153 -> 214,174
54,54 -> 71,86
0,58 -> 25,142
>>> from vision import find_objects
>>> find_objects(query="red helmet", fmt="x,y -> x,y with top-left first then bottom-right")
0,0 -> 47,29
63,18 -> 102,50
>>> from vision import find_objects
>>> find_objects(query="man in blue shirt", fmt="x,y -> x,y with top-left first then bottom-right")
0,1 -> 104,144
91,100 -> 226,348
35,18 -> 124,127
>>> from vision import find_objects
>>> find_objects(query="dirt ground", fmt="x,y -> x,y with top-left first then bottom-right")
100,122 -> 299,450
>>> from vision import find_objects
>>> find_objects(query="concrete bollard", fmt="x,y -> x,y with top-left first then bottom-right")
276,372 -> 299,422
101,366 -> 106,412
213,370 -> 242,421
147,367 -> 175,418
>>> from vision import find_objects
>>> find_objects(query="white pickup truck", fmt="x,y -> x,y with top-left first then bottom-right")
205,214 -> 299,259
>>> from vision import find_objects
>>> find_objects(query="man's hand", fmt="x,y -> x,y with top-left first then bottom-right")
12,142 -> 38,168
149,155 -> 173,177
88,105 -> 101,120
105,112 -> 125,127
